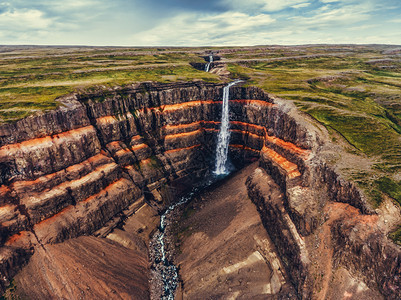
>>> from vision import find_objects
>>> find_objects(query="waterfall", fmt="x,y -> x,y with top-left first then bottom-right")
205,55 -> 213,72
214,80 -> 242,175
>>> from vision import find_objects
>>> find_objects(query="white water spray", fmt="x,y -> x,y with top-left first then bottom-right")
205,55 -> 213,72
214,80 -> 242,175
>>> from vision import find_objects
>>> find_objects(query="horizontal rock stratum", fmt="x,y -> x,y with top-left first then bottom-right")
0,81 -> 400,299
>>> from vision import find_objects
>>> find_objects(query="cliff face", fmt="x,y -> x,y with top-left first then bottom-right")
0,81 -> 399,299
0,81 -> 277,293
244,97 -> 401,299
10,236 -> 150,299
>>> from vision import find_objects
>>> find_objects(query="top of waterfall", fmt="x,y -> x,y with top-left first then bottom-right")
226,79 -> 243,87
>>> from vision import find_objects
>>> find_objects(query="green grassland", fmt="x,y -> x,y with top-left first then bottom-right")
226,47 -> 401,241
1,45 -> 401,239
225,45 -> 401,241
0,47 -> 219,122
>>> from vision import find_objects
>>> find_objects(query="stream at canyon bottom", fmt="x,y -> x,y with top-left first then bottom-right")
149,184 -> 208,300
149,80 -> 241,299
149,175 -> 235,299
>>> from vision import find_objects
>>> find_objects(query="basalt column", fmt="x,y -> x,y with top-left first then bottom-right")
0,81 -> 399,299
0,81 -> 274,292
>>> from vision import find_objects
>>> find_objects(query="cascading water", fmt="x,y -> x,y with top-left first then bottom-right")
149,182 -> 213,300
205,55 -> 213,72
149,79 -> 242,299
150,193 -> 193,300
214,80 -> 242,175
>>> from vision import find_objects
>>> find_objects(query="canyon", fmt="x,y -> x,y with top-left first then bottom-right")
0,80 -> 400,299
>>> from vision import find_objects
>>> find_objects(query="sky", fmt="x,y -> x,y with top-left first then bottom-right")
0,0 -> 400,46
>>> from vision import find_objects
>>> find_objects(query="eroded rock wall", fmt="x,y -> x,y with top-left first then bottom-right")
0,81 -> 399,299
243,99 -> 401,298
0,81 -> 282,292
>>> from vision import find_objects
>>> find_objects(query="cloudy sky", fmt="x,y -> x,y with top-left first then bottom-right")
0,0 -> 400,46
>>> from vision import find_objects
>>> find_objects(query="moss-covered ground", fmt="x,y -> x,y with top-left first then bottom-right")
0,46 -> 219,122
226,46 -> 401,210
1,44 -> 401,242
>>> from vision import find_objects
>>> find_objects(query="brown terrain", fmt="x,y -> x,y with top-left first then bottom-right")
0,80 -> 400,299
174,163 -> 295,299
173,162 -> 389,299
10,236 -> 150,299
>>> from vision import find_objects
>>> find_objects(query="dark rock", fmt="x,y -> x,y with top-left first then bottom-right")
0,81 -> 398,299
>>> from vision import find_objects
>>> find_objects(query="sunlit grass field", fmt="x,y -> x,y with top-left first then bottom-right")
0,46 -> 219,122
1,45 -> 401,240
227,46 -> 401,216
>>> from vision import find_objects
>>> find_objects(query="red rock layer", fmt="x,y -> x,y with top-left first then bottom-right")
0,101 -> 307,249
0,82 -> 312,294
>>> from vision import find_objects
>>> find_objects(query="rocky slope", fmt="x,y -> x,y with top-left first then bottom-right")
174,163 -> 296,299
0,81 -> 400,299
0,81 -> 273,294
10,236 -> 150,299
244,98 -> 401,298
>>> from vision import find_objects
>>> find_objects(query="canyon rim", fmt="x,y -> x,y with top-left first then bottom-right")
0,45 -> 400,300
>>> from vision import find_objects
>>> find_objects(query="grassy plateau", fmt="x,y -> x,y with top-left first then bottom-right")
1,44 -> 401,242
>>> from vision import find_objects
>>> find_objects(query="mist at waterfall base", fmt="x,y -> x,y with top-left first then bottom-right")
149,80 -> 242,299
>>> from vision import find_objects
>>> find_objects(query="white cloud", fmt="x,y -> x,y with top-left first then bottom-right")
290,3 -> 372,26
0,9 -> 53,30
221,0 -> 311,12
292,3 -> 311,9
204,11 -> 275,31
48,0 -> 108,15
262,0 -> 311,11
0,0 -> 400,46
130,11 -> 275,46
54,0 -> 100,9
